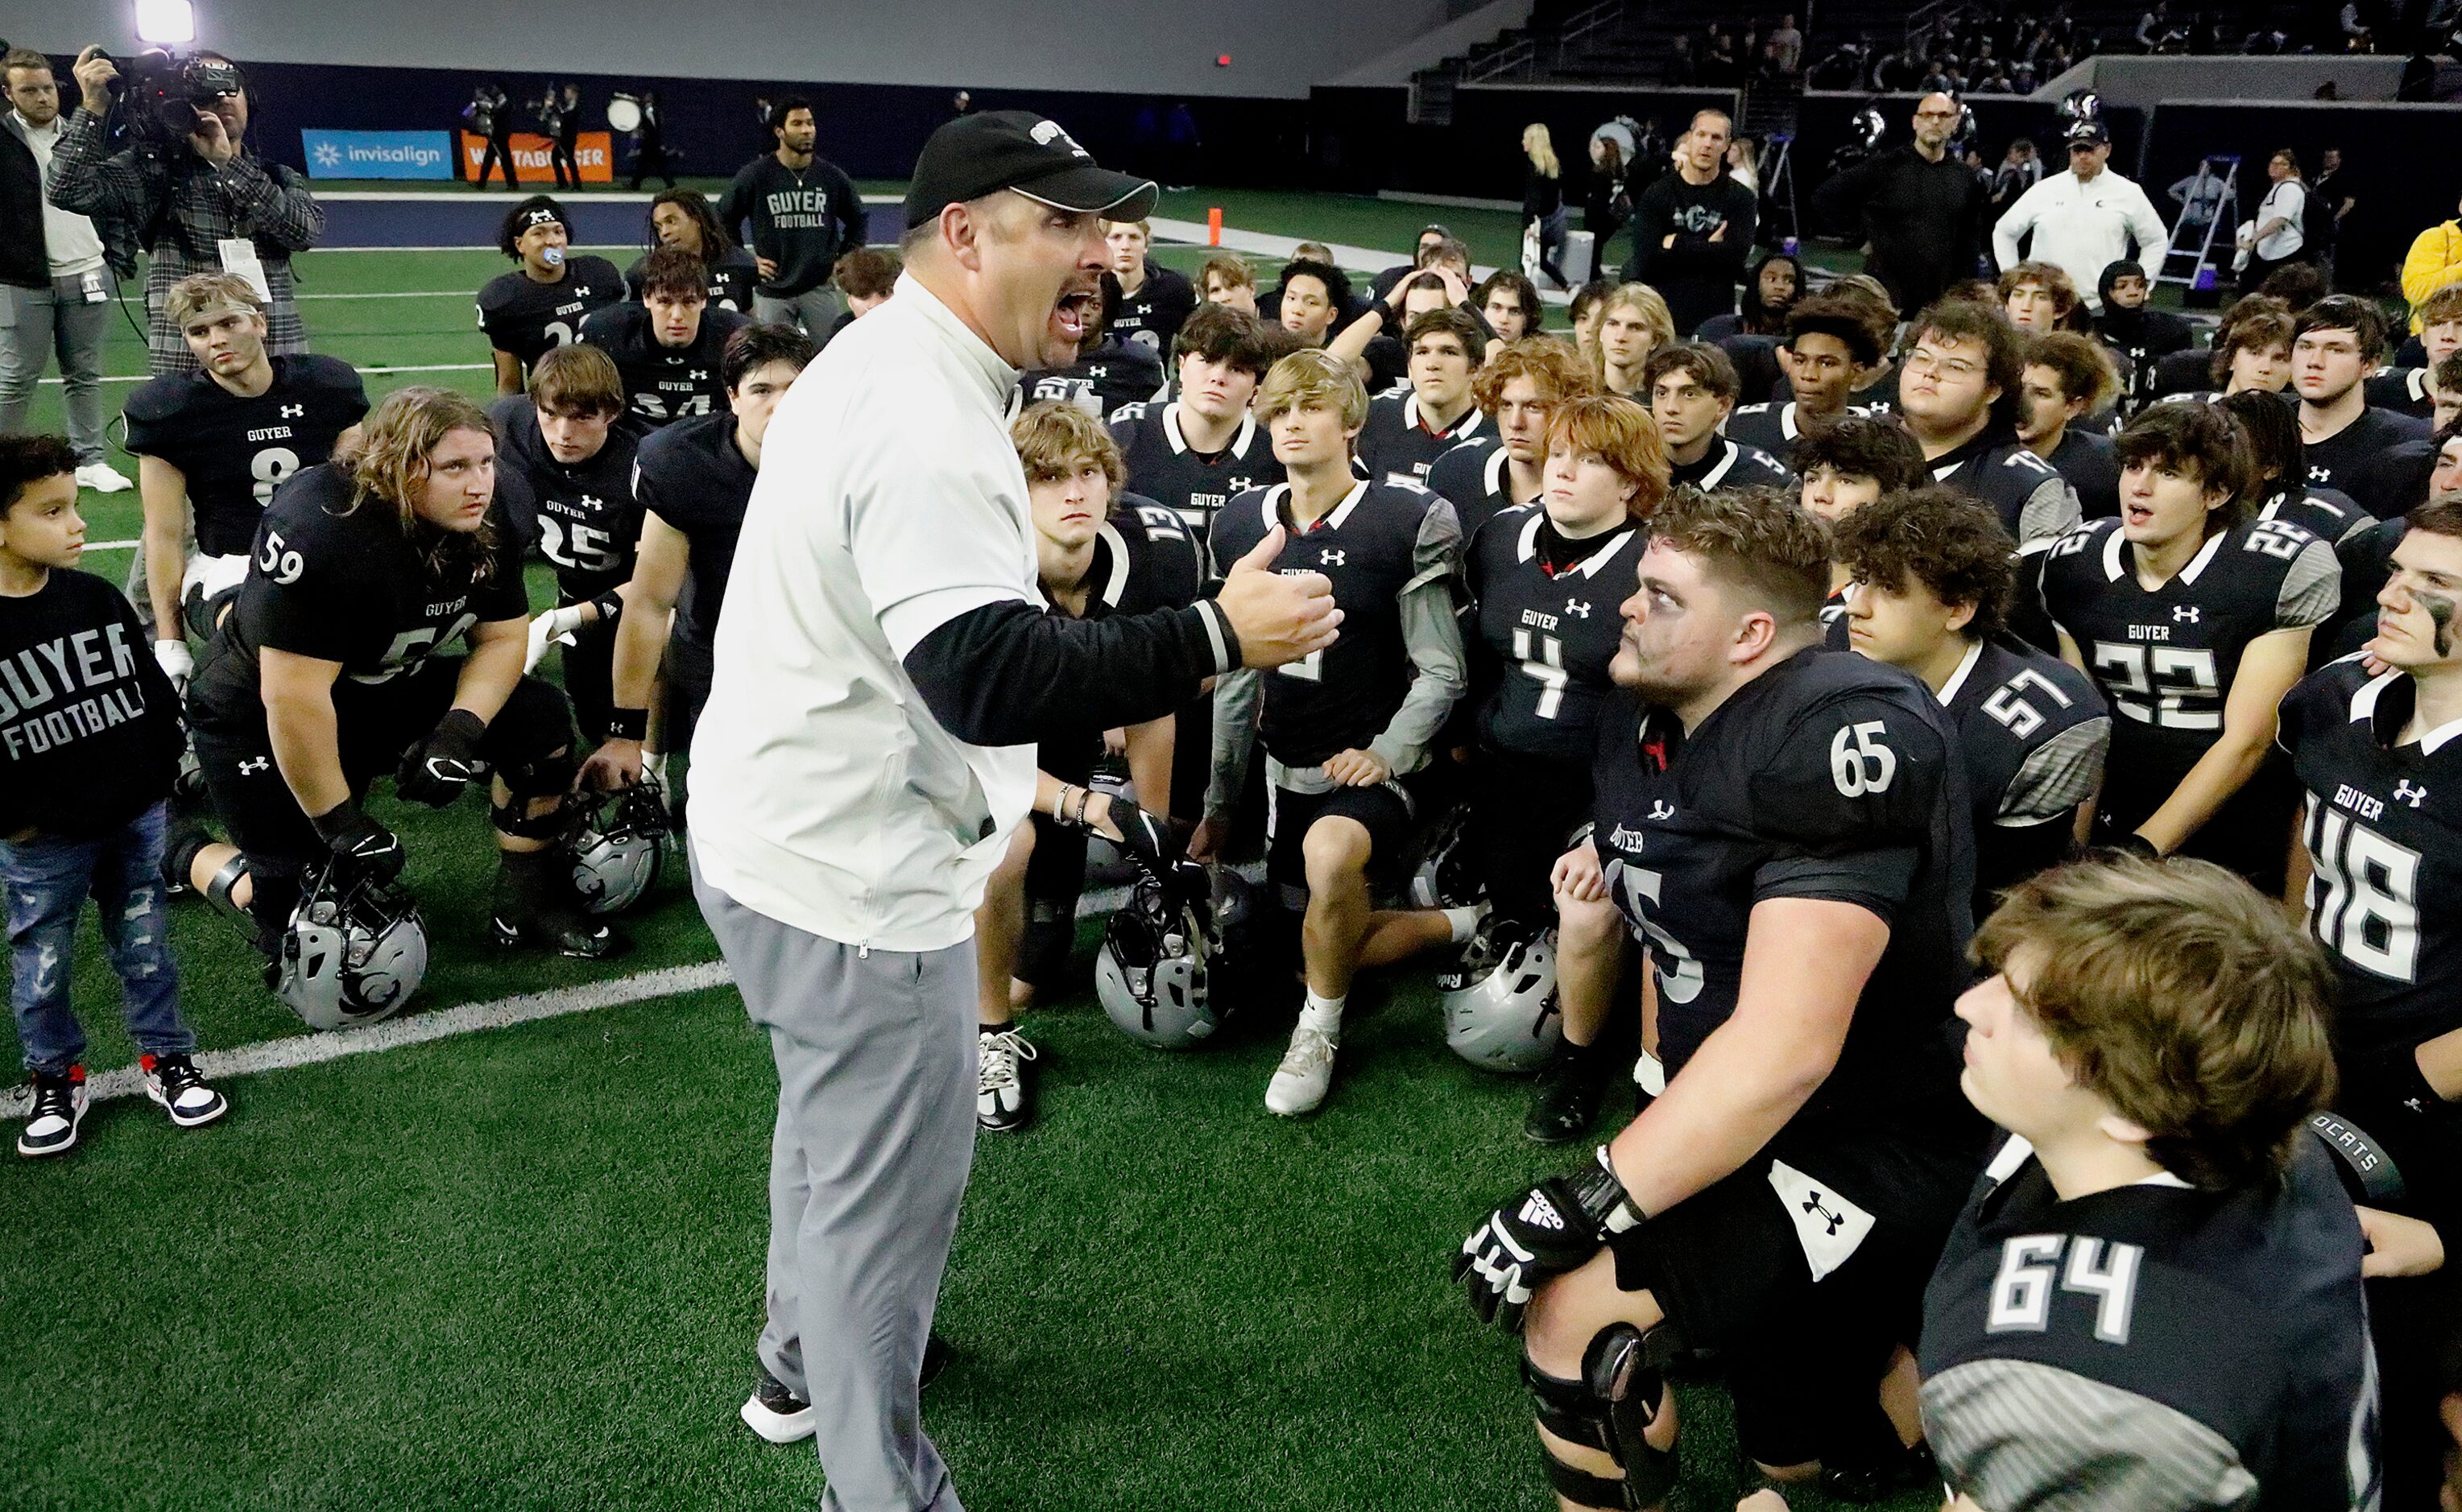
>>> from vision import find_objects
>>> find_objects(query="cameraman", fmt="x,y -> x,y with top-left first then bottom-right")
50,44 -> 321,378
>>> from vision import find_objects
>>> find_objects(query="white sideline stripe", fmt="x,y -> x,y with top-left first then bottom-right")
44,361 -> 491,387
82,539 -> 139,551
0,880 -> 1145,1116
1,961 -> 729,1115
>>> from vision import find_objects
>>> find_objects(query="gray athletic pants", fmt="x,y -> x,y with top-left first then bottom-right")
754,285 -> 846,337
693,858 -> 975,1512
0,279 -> 110,465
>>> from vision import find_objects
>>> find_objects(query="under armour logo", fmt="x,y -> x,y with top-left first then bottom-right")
577,494 -> 602,509
238,756 -> 271,775
279,403 -> 304,419
1802,1190 -> 1845,1236
1320,549 -> 1346,566
2174,605 -> 2201,623
2308,465 -> 2331,481
1647,799 -> 1675,820
1517,1192 -> 1565,1231
688,370 -> 709,381
574,285 -> 593,297
1566,600 -> 1592,618
1228,476 -> 1253,494
2397,780 -> 2429,808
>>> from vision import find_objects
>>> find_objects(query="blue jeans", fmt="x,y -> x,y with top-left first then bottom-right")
2,801 -> 191,1076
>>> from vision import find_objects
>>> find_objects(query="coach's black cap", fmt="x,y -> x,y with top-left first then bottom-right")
903,109 -> 1158,229
2065,119 -> 2110,147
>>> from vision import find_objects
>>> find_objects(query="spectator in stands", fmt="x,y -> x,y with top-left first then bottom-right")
1521,124 -> 1568,291
719,98 -> 865,339
52,44 -> 322,377
2306,147 -> 2352,276
0,48 -> 128,494
1768,12 -> 1805,73
1999,260 -> 2080,334
1812,93 -> 1988,316
1632,108 -> 1756,336
1992,121 -> 2170,315
2239,148 -> 2309,299
1198,252 -> 1257,315
2018,332 -> 2123,516
2401,188 -> 2462,337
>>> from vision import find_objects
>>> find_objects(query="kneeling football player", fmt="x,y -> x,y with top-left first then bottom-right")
1192,349 -> 1469,1117
1924,857 -> 2374,1509
1459,487 -> 1980,1508
970,403 -> 1198,1132
180,387 -> 620,991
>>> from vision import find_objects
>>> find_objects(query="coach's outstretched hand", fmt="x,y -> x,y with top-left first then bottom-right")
1214,525 -> 1341,671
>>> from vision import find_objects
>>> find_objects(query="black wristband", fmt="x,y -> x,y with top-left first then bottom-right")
606,706 -> 648,742
1571,1145 -> 1642,1233
590,589 -> 624,626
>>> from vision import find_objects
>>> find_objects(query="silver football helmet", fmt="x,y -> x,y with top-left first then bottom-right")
569,780 -> 670,916
1438,919 -> 1562,1074
1410,803 -> 1482,910
1096,861 -> 1221,1050
275,861 -> 428,1032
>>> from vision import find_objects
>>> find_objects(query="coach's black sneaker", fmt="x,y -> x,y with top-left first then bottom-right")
141,1053 -> 228,1130
977,1027 -> 1039,1133
18,1067 -> 89,1159
490,849 -> 627,960
1523,1037 -> 1608,1144
740,1369 -> 814,1444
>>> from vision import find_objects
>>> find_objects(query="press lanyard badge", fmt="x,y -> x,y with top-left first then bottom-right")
216,238 -> 273,302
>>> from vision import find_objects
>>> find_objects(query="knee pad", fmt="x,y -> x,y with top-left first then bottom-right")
1522,1322 -> 1682,1510
201,851 -> 251,915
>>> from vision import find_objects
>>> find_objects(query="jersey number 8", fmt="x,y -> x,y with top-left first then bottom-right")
251,446 -> 300,508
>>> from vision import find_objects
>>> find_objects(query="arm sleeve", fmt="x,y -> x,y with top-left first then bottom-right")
830,166 -> 866,254
1992,180 -> 2040,267
1807,154 -> 1876,233
716,170 -> 754,246
2000,717 -> 2111,824
901,599 -> 1239,749
1363,500 -> 1467,775
219,157 -> 324,252
1631,182 -> 1676,275
1206,666 -> 1262,817
1922,1358 -> 2259,1512
2017,475 -> 2084,552
43,106 -> 152,225
2276,538 -> 2342,630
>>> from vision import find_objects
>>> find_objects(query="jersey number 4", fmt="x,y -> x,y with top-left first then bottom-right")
2305,798 -> 2422,982
1510,628 -> 1568,719
1987,1232 -> 2144,1346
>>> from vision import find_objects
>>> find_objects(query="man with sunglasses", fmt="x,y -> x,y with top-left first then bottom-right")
1992,122 -> 2170,316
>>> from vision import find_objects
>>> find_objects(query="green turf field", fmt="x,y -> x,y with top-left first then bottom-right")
2,188 -> 1940,1511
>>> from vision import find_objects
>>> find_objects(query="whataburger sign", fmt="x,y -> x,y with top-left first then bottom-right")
457,131 -> 615,184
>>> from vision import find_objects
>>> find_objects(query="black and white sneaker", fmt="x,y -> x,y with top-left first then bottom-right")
142,1053 -> 228,1129
977,1027 -> 1040,1132
739,1369 -> 814,1444
18,1067 -> 89,1158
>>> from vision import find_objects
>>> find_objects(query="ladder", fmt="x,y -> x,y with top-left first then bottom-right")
1762,132 -> 1800,251
2157,155 -> 2240,298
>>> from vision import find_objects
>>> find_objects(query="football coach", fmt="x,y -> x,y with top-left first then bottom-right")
678,113 -> 1339,1510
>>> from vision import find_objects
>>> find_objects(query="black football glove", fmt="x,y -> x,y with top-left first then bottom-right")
309,801 -> 406,885
395,708 -> 488,808
1099,795 -> 1183,877
1454,1146 -> 1641,1332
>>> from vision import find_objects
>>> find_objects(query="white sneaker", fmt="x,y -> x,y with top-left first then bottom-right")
1265,1022 -> 1339,1116
740,1369 -> 814,1444
75,462 -> 133,494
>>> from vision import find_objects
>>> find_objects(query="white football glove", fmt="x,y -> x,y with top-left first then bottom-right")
153,638 -> 194,693
523,604 -> 589,673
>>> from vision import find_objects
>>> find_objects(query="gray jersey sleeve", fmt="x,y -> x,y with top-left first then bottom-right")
1364,500 -> 1470,776
1206,667 -> 1262,819
2277,538 -> 2342,630
2017,475 -> 2085,553
1999,716 -> 2112,826
1922,1357 -> 2260,1512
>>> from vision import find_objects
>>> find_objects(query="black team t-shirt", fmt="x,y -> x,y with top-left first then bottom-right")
0,569 -> 184,838
717,155 -> 866,299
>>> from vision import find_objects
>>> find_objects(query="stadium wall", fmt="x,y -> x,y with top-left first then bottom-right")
27,0 -> 1459,100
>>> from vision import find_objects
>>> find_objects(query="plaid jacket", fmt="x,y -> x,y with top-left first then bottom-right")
46,106 -> 321,374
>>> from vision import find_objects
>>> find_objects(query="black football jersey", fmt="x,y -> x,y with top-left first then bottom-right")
1723,400 -> 1868,458
1208,480 -> 1461,766
1591,649 -> 1976,1146
486,396 -> 642,603
1469,505 -> 1645,764
121,356 -> 369,559
2303,405 -> 2430,499
190,464 -> 529,717
1921,1133 -> 2377,1512
1107,401 -> 1284,540
1667,436 -> 1794,494
1355,392 -> 1489,491
1934,635 -> 2110,909
2043,428 -> 2121,520
1929,424 -> 2081,552
1020,344 -> 1166,421
2042,517 -> 2339,827
2257,485 -> 2373,547
2282,658 -> 2462,1056
1031,494 -> 1202,769
578,302 -> 749,428
1425,437 -> 1539,545
2363,366 -> 2435,420
632,411 -> 758,650
2315,515 -> 2405,665
1105,262 -> 1197,359
623,246 -> 759,314
475,257 -> 625,376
